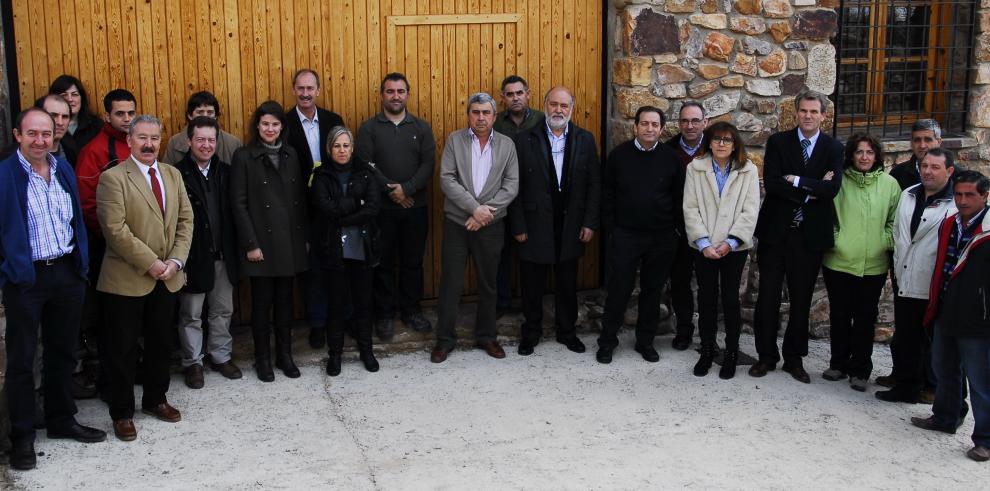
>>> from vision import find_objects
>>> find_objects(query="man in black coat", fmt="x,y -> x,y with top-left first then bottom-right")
174,117 -> 242,389
751,90 -> 844,383
283,68 -> 344,349
509,86 -> 600,356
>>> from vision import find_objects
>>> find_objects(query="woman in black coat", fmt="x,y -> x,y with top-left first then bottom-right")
310,126 -> 382,376
230,101 -> 309,382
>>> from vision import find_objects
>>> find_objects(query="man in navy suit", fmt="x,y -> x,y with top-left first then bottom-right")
750,90 -> 844,383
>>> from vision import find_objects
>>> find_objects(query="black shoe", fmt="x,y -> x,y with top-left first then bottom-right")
309,326 -> 326,350
910,415 -> 956,434
671,334 -> 692,351
10,439 -> 36,470
875,388 -> 920,403
375,318 -> 395,340
782,362 -> 811,384
557,337 -> 586,353
634,344 -> 660,363
693,344 -> 715,376
518,340 -> 535,356
359,349 -> 380,373
719,350 -> 738,379
748,360 -> 775,377
402,313 -> 433,333
326,353 -> 342,376
596,347 -> 613,364
255,357 -> 275,382
47,422 -> 107,443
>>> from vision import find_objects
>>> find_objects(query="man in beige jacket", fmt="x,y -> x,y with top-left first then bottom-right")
96,114 -> 193,442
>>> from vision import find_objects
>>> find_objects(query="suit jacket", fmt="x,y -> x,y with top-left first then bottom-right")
96,157 -> 193,296
509,120 -> 600,264
439,128 -> 519,226
284,105 -> 344,182
754,128 -> 844,252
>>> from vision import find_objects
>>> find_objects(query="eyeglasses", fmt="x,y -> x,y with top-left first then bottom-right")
679,118 -> 704,126
711,136 -> 734,145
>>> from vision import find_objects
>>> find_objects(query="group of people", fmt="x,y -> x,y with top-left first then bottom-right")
1,70 -> 988,471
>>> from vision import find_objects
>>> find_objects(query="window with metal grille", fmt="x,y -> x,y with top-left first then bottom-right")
832,0 -> 977,139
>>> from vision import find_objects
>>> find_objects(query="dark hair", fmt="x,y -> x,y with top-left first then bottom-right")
49,74 -> 95,120
14,107 -> 55,132
635,106 -> 665,126
186,116 -> 221,139
186,91 -> 221,118
843,133 -> 885,172
500,75 -> 528,91
292,68 -> 320,88
795,89 -> 829,114
379,72 -> 409,93
34,94 -> 70,115
702,121 -> 747,169
679,100 -> 706,118
102,89 -> 136,113
953,169 -> 990,194
924,147 -> 955,170
248,100 -> 288,144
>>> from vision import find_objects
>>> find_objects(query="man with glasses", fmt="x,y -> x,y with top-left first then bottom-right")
665,101 -> 708,351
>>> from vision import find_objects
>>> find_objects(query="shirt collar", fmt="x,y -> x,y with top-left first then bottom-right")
798,129 -> 821,145
17,149 -> 58,174
956,206 -> 989,229
469,128 -> 494,142
296,106 -> 318,123
911,181 -> 953,202
634,138 -> 659,152
680,135 -> 703,155
545,120 -> 568,139
130,155 -> 160,172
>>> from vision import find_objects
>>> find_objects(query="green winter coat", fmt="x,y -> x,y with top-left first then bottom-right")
823,166 -> 900,276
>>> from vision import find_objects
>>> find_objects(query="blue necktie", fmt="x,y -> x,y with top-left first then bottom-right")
793,139 -> 811,224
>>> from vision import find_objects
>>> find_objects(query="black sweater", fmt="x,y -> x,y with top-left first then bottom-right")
602,139 -> 685,233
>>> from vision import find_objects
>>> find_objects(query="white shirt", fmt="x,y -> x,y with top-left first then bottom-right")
469,129 -> 493,198
296,106 -> 321,166
132,156 -> 166,212
546,122 -> 568,189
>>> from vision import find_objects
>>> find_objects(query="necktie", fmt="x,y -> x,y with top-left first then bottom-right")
793,139 -> 811,224
148,167 -> 165,216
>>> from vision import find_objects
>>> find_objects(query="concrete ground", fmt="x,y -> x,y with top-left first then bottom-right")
1,326 -> 985,490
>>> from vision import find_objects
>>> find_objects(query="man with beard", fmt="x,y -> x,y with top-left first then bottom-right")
509,86 -> 600,355
355,72 -> 436,340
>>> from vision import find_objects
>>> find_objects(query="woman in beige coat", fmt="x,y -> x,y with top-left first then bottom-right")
682,121 -> 761,379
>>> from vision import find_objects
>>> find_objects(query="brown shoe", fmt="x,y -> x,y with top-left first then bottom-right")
209,360 -> 243,380
113,419 -> 137,441
430,345 -> 452,363
748,361 -> 775,378
184,364 -> 204,389
142,402 -> 181,423
782,363 -> 811,384
967,445 -> 990,462
478,341 -> 506,359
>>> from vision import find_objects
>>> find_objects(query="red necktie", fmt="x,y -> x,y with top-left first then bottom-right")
148,167 -> 164,216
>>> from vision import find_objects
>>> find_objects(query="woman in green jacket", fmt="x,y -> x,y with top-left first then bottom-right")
822,133 -> 900,391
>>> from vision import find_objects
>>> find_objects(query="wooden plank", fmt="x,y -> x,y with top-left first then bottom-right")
132,0 -> 154,115
341,0 -> 355,124
307,0 -> 323,81
562,0 -> 574,91
323,0 -> 340,110
354,0 -> 369,119
28,0 -> 48,100
54,0 -> 77,79
293,0 -> 308,74
208,0 -> 229,137
390,13 -> 520,24
527,0 -> 539,93
266,1 -> 283,102
120,0 -> 141,106
367,0 -> 383,115
223,0 -> 243,138
74,0 -> 97,110
165,0 -> 186,139
149,0 -> 171,137
279,0 -> 295,100
503,0 -> 516,79
573,0 -> 585,126
179,0 -> 196,95
89,0 -> 111,111
480,0 -> 492,93
12,0 -> 34,107
404,0 -> 417,115
550,0 -> 561,88
236,0 -> 255,121
417,0 -> 430,123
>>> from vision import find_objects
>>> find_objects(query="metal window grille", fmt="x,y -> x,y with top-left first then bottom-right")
832,0 -> 977,139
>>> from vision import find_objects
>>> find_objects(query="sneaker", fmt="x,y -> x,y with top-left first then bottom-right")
849,377 -> 868,392
822,368 -> 847,381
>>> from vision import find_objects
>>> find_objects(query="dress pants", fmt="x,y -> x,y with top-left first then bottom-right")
753,227 -> 823,365
890,294 -> 931,394
3,256 -> 85,443
436,218 -> 504,349
670,234 -> 697,337
325,259 -> 374,352
374,206 -> 429,320
177,260 -> 235,367
102,281 -> 177,421
598,227 -> 677,350
931,324 -> 990,447
694,249 -> 748,351
519,258 -> 579,344
822,267 -> 886,379
302,232 -> 329,331
496,225 -> 515,311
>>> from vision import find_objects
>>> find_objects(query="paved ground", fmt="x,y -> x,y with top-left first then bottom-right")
2,330 -> 985,490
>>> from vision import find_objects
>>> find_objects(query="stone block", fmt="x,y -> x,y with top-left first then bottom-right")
609,119 -> 636,150
970,87 -> 990,128
700,0 -> 720,14
817,0 -> 839,7
656,63 -> 696,84
690,13 -> 728,30
703,32 -> 736,61
762,0 -> 793,18
736,112 -> 765,132
682,23 -> 704,58
788,51 -> 807,70
745,79 -> 781,96
748,152 -> 764,172
769,22 -> 792,43
977,33 -> 990,63
613,57 -> 654,86
653,54 -> 679,64
781,73 -> 806,96
783,40 -> 809,50
661,83 -> 688,98
980,11 -> 990,33
698,63 -> 729,79
746,128 -> 772,146
721,75 -> 746,87
734,0 -> 762,15
703,90 -> 742,117
615,87 -> 670,118
806,43 -> 836,94
730,16 -> 768,35
731,53 -> 758,76
666,0 -> 698,13
757,99 -> 777,114
625,7 -> 681,56
793,0 -> 815,5
688,80 -> 720,98
758,49 -> 787,77
975,64 -> 990,85
793,9 -> 838,40
743,36 -> 774,56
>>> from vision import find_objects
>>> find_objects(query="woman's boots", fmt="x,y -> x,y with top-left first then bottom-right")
253,326 -> 275,382
693,344 -> 716,377
719,349 -> 738,380
273,326 -> 300,378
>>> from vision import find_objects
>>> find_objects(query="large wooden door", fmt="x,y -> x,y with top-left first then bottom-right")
10,0 -> 603,300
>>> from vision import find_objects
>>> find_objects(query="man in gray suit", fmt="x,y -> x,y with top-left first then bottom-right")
431,93 -> 519,363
